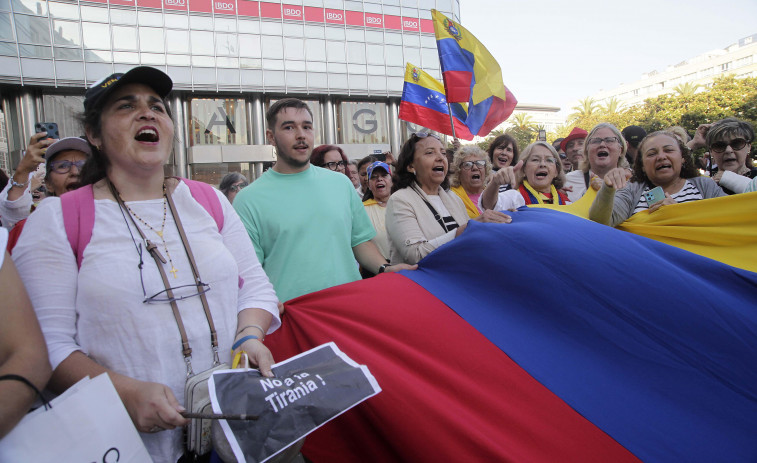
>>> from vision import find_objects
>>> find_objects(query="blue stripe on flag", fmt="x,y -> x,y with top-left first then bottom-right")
403,208 -> 757,463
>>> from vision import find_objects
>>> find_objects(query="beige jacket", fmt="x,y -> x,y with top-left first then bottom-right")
385,184 -> 469,265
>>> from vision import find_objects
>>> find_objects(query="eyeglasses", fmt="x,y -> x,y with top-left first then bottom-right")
460,160 -> 486,170
588,137 -> 619,145
412,132 -> 441,141
527,156 -> 557,164
710,138 -> 749,153
135,242 -> 211,304
320,161 -> 346,170
50,159 -> 86,174
144,282 -> 211,304
229,182 -> 248,192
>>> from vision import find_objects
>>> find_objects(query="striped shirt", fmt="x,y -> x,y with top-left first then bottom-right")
428,195 -> 459,232
632,180 -> 703,214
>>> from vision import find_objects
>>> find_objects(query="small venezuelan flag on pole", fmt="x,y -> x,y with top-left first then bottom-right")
398,63 -> 474,140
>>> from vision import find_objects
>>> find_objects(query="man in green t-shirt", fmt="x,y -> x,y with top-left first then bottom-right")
234,98 -> 415,302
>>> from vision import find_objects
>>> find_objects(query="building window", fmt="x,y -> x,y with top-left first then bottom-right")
721,62 -> 731,72
338,101 -> 388,144
42,94 -> 85,138
189,98 -> 249,146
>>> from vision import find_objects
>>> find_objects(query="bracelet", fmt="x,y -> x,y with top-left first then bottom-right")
0,374 -> 43,399
377,263 -> 390,274
9,176 -> 28,188
231,335 -> 259,351
236,324 -> 265,338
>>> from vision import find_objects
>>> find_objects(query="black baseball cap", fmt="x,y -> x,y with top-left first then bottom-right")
621,125 -> 647,148
84,66 -> 173,111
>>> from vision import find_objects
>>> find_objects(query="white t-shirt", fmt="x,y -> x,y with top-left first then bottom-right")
12,181 -> 280,463
478,185 -> 526,212
0,228 -> 7,268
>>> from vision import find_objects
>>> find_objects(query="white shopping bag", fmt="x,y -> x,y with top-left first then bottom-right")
0,373 -> 152,462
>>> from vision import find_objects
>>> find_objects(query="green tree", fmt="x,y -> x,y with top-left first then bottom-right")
602,97 -> 624,114
504,126 -> 535,150
569,97 -> 599,121
505,113 -> 537,149
511,113 -> 536,131
673,82 -> 701,98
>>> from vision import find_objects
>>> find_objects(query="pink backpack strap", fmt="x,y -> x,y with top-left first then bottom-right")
181,178 -> 224,233
180,178 -> 241,287
60,185 -> 95,269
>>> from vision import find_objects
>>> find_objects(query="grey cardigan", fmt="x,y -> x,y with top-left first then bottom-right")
609,176 -> 726,227
385,184 -> 469,265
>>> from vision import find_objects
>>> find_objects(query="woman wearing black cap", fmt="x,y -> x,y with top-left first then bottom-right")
12,67 -> 281,462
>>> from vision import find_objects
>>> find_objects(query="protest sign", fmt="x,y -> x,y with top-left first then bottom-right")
209,342 -> 381,462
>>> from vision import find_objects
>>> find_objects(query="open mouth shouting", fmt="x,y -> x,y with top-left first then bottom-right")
432,165 -> 446,174
65,181 -> 81,192
655,162 -> 673,172
497,155 -> 510,166
135,126 -> 159,143
533,169 -> 551,182
596,149 -> 610,159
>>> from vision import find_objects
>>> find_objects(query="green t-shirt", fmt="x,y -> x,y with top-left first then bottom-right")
234,166 -> 376,302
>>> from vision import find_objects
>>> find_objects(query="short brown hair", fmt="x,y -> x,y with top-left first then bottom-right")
266,98 -> 313,129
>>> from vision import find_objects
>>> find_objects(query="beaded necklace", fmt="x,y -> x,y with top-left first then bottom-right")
117,183 -> 179,278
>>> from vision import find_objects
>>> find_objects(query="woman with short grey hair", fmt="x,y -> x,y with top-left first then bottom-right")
219,172 -> 249,204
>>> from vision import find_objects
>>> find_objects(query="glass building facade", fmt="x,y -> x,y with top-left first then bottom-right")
0,0 -> 459,184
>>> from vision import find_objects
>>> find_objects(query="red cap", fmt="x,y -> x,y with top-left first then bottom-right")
560,127 -> 588,152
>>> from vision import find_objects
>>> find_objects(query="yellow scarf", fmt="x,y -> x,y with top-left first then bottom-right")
363,198 -> 379,207
522,181 -> 560,205
450,185 -> 480,219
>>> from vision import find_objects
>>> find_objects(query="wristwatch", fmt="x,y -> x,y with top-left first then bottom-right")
378,263 -> 390,274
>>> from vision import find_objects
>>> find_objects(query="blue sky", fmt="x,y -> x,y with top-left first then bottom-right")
459,0 -> 757,112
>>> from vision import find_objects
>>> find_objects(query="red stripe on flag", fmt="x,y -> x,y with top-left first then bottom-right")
474,94 -> 517,137
442,70 -> 473,103
265,274 -> 640,462
399,101 -> 474,140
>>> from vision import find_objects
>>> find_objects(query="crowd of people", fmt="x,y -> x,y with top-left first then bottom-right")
0,65 -> 754,462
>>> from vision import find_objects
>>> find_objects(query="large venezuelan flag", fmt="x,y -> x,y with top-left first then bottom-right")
398,63 -> 474,140
265,194 -> 757,462
430,9 -> 517,136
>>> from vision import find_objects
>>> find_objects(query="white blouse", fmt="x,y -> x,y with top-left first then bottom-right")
12,181 -> 280,463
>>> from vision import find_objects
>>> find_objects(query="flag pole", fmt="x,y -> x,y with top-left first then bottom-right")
446,102 -> 457,140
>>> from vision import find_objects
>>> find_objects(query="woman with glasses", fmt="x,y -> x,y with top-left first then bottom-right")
310,144 -> 350,176
705,118 -> 756,195
6,137 -> 91,253
12,67 -> 281,463
362,161 -> 393,262
563,123 -> 629,203
218,172 -> 249,204
481,141 -> 569,211
450,145 -> 491,218
589,131 -> 726,227
386,133 -> 511,265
